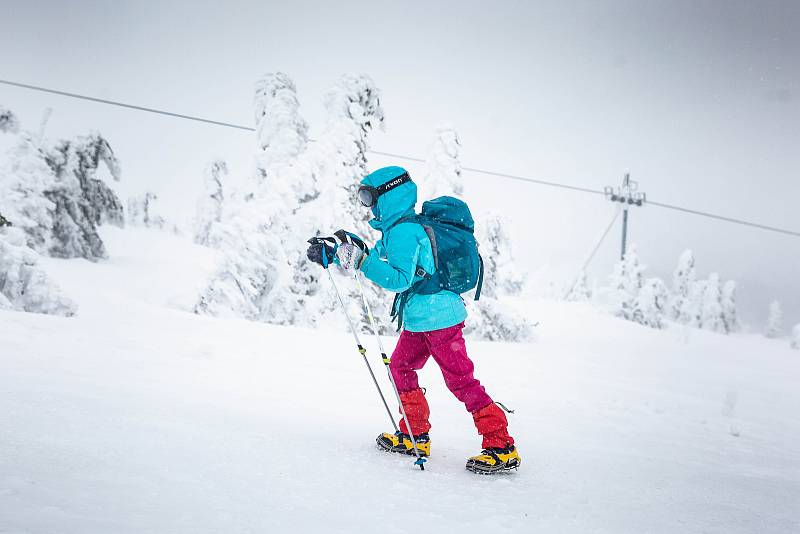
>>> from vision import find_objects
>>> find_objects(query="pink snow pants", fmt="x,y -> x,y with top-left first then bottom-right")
390,322 -> 493,414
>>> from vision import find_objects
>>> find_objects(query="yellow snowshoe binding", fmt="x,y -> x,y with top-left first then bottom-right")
466,445 -> 520,474
376,431 -> 431,457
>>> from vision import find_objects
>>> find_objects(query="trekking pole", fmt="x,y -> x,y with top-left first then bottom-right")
310,238 -> 398,433
352,270 -> 427,470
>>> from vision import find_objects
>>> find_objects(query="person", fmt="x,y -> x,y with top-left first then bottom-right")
308,166 -> 520,474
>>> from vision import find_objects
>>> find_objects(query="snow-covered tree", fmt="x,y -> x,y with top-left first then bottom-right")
465,297 -> 532,342
197,72 -> 326,327
791,324 -> 800,350
1,110 -> 123,261
0,226 -> 76,316
669,249 -> 696,322
311,73 -> 385,239
699,273 -> 726,333
196,73 -> 529,341
286,73 -> 387,330
476,214 -> 526,298
0,132 -> 56,251
609,245 -> 645,320
193,160 -> 227,246
765,300 -> 783,338
721,280 -> 740,333
194,223 -> 279,319
0,106 -> 20,134
466,214 -> 532,341
128,192 -> 166,229
254,72 -> 309,176
423,125 -> 463,200
566,270 -> 592,302
44,132 -> 123,260
252,73 -> 331,326
632,277 -> 668,329
681,279 -> 706,328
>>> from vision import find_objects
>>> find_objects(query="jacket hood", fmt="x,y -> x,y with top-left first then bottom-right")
361,166 -> 417,231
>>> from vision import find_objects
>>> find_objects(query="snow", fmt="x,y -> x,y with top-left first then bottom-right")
2,227 -> 799,533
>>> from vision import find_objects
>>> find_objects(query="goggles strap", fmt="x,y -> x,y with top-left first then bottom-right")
375,172 -> 411,195
358,172 -> 411,207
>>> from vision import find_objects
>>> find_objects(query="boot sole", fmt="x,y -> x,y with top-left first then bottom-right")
465,457 -> 521,475
376,437 -> 430,457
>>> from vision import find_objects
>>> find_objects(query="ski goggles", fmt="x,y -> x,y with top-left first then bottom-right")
357,172 -> 412,207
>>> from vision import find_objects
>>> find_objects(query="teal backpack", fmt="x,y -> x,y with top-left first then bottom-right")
391,196 -> 484,329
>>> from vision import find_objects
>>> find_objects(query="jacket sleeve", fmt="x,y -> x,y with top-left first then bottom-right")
360,224 -> 420,293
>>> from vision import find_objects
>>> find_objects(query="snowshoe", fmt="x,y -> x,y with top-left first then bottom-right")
376,431 -> 431,457
465,445 -> 520,474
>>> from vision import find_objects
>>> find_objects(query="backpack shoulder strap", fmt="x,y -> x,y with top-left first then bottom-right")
393,214 -> 419,227
474,254 -> 484,301
388,214 -> 435,277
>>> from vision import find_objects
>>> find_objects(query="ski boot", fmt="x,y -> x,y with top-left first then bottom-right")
465,445 -> 520,474
376,431 -> 431,457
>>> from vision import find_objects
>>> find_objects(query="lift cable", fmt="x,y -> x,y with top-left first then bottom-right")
2,78 -> 798,238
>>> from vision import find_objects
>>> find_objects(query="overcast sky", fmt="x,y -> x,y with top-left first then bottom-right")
1,0 -> 798,327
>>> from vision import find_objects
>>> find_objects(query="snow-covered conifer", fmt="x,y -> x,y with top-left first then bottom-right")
198,73 -> 323,327
0,226 -> 76,316
721,280 -> 740,333
44,132 -> 123,260
467,214 -> 531,341
128,192 -> 166,229
791,324 -> 800,350
1,113 -> 122,261
253,72 -> 314,204
193,160 -> 227,246
699,273 -> 726,333
195,198 -> 293,323
313,73 -> 385,239
250,73 -> 319,325
0,132 -> 56,252
254,73 -> 308,172
669,249 -> 696,322
765,300 -> 783,338
0,106 -> 20,134
287,74 -> 386,329
609,245 -> 645,320
424,125 -> 463,199
465,297 -> 532,342
194,223 -> 278,320
476,214 -> 526,298
681,280 -> 706,328
566,270 -> 592,302
632,277 -> 668,328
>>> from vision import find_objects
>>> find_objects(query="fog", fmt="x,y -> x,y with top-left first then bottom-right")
2,0 -> 798,327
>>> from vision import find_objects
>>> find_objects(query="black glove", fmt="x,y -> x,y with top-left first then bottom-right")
306,237 -> 336,267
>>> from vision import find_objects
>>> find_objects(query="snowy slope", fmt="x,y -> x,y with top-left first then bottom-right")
1,228 -> 799,533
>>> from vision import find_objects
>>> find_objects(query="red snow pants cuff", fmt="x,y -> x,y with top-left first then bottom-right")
398,388 -> 431,436
472,403 -> 515,449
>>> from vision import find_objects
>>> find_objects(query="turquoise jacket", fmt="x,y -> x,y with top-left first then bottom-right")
359,166 -> 467,332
